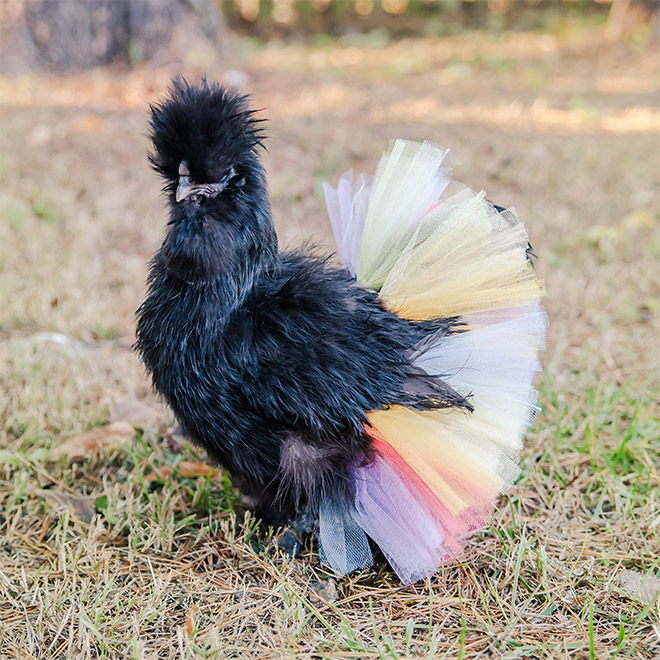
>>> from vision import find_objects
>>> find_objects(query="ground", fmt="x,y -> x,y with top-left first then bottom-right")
0,20 -> 658,660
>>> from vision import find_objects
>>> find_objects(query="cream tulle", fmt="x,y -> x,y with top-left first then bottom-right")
320,140 -> 546,584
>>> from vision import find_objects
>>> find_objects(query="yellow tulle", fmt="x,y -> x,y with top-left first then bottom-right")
367,407 -> 504,516
378,186 -> 544,320
357,140 -> 456,291
351,140 -> 543,320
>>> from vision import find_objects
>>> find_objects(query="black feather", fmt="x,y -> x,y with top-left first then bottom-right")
492,202 -> 536,263
135,80 -> 471,527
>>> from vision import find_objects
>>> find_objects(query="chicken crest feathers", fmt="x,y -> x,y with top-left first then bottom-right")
148,79 -> 266,188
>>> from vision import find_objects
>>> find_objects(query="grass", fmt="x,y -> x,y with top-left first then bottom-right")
1,22 -> 659,660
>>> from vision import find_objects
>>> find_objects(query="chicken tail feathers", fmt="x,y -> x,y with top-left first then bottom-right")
399,367 -> 473,413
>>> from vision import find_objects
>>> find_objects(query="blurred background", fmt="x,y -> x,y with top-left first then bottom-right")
0,0 -> 657,490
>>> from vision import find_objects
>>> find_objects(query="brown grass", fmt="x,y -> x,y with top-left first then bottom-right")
1,22 -> 659,660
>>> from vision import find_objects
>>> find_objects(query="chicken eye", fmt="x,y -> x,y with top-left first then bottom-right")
215,166 -> 237,185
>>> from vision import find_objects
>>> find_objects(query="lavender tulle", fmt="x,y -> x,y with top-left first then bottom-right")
318,456 -> 448,584
351,456 -> 447,584
322,170 -> 372,277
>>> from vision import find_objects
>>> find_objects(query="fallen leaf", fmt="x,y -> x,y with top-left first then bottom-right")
70,115 -> 102,134
144,465 -> 174,482
36,489 -> 95,523
53,421 -> 134,460
621,209 -> 655,231
111,399 -> 167,429
178,461 -> 219,479
142,462 -> 217,483
620,569 -> 660,605
309,579 -> 338,605
184,605 -> 199,637
164,424 -> 186,453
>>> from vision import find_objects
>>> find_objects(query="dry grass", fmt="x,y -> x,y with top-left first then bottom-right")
1,22 -> 659,660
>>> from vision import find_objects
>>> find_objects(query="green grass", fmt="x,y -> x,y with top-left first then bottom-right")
1,23 -> 659,660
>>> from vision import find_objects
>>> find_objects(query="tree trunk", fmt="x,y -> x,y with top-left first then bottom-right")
1,0 -> 225,73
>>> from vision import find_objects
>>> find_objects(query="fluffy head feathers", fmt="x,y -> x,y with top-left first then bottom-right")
145,79 -> 276,283
148,79 -> 265,199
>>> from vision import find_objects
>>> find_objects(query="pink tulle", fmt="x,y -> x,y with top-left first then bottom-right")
368,434 -> 495,559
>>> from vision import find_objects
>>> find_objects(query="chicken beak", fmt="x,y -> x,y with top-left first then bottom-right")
176,176 -> 193,202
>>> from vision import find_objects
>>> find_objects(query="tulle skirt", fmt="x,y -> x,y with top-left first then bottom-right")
319,140 -> 546,584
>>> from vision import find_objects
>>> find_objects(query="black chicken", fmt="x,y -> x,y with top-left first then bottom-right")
136,80 -> 545,583
136,80 -> 468,526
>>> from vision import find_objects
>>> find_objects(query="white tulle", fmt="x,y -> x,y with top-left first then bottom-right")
318,497 -> 373,576
413,301 -> 547,451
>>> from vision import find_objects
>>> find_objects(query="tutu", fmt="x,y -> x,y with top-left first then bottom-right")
320,140 -> 546,584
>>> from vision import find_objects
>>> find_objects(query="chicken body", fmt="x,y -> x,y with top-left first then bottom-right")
139,250 -> 435,522
136,81 -> 468,526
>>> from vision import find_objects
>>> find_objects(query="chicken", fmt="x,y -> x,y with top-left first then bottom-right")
136,80 -> 546,584
136,80 -> 468,524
